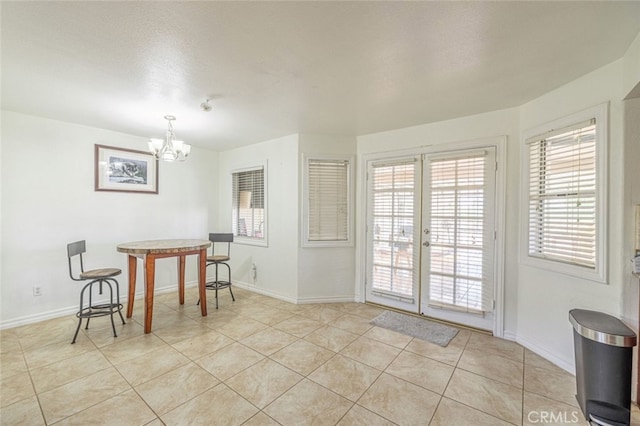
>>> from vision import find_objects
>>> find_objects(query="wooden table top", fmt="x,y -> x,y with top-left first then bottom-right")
116,239 -> 211,255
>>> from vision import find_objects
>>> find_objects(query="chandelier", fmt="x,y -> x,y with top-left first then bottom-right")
148,115 -> 191,162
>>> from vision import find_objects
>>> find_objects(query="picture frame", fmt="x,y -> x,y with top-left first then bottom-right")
95,144 -> 158,194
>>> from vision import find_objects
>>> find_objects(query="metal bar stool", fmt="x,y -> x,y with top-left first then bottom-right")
199,233 -> 235,309
67,240 -> 125,344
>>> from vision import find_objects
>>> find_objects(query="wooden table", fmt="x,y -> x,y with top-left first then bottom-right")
117,239 -> 211,333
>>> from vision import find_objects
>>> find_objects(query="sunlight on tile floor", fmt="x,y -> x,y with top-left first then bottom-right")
1,287 -> 639,425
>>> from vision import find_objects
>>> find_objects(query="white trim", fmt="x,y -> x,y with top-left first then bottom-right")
519,103 -> 608,284
301,153 -> 355,248
515,333 -> 575,375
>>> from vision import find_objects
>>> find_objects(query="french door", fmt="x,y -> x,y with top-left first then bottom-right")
365,147 -> 498,331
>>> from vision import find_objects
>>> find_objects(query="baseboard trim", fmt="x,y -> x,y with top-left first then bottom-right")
515,333 -> 575,375
0,283 -> 195,330
232,281 -> 298,304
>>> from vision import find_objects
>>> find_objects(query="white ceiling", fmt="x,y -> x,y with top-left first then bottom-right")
2,1 -> 639,151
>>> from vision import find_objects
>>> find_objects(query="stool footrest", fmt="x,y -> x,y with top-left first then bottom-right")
77,303 -> 124,319
205,280 -> 232,290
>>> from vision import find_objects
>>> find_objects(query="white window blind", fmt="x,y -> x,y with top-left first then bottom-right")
232,167 -> 265,240
306,158 -> 350,243
369,159 -> 419,302
527,119 -> 596,269
426,151 -> 494,313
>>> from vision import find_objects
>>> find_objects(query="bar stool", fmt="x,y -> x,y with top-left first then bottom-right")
67,240 -> 125,344
202,233 -> 235,309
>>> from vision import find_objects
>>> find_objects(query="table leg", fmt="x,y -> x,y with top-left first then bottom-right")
198,248 -> 208,317
126,255 -> 137,318
144,254 -> 156,334
178,255 -> 186,305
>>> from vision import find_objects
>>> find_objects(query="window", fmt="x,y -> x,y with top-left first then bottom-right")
522,104 -> 607,282
302,156 -> 352,246
232,165 -> 266,245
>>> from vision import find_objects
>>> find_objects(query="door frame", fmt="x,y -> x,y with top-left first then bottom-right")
356,137 -> 507,337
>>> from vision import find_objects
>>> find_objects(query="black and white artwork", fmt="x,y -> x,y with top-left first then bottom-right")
95,144 -> 158,194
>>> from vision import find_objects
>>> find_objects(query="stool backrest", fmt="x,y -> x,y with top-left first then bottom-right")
209,233 -> 233,257
67,240 -> 86,280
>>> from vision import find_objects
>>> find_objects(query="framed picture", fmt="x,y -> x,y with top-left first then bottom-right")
95,144 -> 158,194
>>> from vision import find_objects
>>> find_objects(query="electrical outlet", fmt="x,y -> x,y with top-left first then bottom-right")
33,286 -> 42,296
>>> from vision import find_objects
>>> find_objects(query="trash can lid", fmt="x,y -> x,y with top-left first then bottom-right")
569,309 -> 637,347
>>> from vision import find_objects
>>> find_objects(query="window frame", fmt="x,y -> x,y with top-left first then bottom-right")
231,162 -> 268,247
520,103 -> 608,283
301,154 -> 354,248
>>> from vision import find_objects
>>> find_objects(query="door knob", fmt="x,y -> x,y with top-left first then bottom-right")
423,241 -> 430,247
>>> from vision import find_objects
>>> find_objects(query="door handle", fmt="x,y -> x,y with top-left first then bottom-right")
423,241 -> 430,247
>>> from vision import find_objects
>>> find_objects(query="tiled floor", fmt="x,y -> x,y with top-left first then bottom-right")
1,287 -> 639,425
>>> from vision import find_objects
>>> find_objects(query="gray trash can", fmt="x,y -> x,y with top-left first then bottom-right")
569,309 -> 637,426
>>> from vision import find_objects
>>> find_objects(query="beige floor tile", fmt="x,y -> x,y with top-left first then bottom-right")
226,358 -> 302,409
302,306 -> 345,324
171,329 -> 234,358
240,327 -> 298,356
404,329 -> 469,366
38,367 -> 130,424
272,315 -> 323,338
458,346 -> 524,388
328,314 -> 374,335
431,397 -> 515,426
0,396 -> 45,426
143,419 -> 164,426
467,332 -> 524,362
271,339 -> 334,376
217,317 -> 269,340
249,306 -> 295,326
84,320 -> 144,348
0,351 -> 27,380
340,336 -> 401,370
198,309 -> 240,326
0,371 -> 35,408
31,349 -> 111,393
523,392 -> 588,426
363,326 -> 413,349
152,320 -> 212,345
444,369 -> 522,425
99,333 -> 168,364
385,350 -> 454,395
135,362 -> 219,415
358,373 -> 441,425
242,411 -> 281,426
631,403 -> 640,424
0,330 -> 21,354
161,383 -> 258,426
55,388 -> 157,426
524,364 -> 578,407
337,404 -> 395,425
16,316 -> 77,350
349,303 -> 386,320
308,354 -> 381,401
23,336 -> 96,370
524,348 -> 567,375
195,342 -> 264,381
264,378 -> 353,425
304,325 -> 359,352
115,345 -> 190,386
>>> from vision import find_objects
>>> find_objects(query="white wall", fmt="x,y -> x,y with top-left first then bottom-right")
356,107 -> 521,336
517,59 -> 629,372
297,134 -> 357,302
0,111 -> 218,327
217,134 -> 299,301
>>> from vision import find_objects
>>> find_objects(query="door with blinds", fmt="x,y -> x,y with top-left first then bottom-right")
366,158 -> 421,312
420,148 -> 496,330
